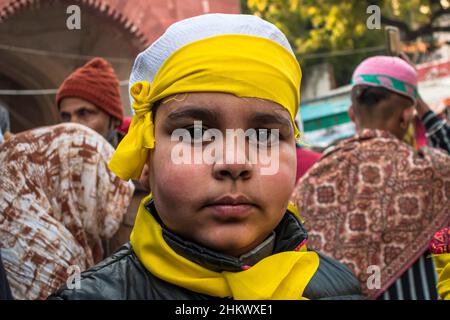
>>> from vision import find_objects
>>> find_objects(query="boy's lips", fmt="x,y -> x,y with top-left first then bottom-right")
203,195 -> 258,220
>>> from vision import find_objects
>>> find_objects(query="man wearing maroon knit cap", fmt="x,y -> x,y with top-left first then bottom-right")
56,57 -> 124,146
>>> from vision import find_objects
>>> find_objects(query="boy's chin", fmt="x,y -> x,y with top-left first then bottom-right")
195,227 -> 271,257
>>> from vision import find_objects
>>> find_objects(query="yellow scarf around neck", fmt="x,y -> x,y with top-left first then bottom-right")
433,253 -> 450,300
130,195 -> 319,300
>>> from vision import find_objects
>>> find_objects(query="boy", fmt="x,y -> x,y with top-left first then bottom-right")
50,13 -> 362,300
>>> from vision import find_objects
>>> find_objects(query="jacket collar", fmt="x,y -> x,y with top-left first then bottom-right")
144,199 -> 308,272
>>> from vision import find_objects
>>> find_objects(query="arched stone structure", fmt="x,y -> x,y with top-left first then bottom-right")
0,0 -> 238,132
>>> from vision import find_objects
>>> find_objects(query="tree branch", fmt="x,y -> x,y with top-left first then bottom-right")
430,8 -> 450,23
381,10 -> 450,41
380,16 -> 413,38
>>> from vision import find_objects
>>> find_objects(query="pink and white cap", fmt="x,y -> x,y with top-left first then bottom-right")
352,56 -> 418,102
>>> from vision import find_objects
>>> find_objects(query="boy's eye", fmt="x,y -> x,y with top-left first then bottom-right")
248,128 -> 279,147
185,126 -> 210,143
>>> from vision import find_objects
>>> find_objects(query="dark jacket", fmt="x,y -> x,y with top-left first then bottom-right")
49,201 -> 364,300
0,251 -> 13,300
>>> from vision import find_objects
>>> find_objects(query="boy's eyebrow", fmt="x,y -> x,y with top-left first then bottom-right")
166,107 -> 218,123
249,111 -> 292,128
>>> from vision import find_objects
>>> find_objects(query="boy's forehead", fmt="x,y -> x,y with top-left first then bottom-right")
160,92 -> 292,121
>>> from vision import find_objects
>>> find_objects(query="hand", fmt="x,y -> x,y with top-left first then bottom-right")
3,131 -> 12,142
415,96 -> 431,118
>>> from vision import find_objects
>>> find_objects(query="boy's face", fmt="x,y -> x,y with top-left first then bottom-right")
149,93 -> 296,256
148,92 -> 297,257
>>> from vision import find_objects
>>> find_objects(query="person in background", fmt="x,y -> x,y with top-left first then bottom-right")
295,145 -> 321,183
56,58 -> 124,147
429,227 -> 450,300
398,53 -> 450,155
294,120 -> 322,182
0,103 -> 11,145
116,116 -> 132,144
415,96 -> 450,154
292,55 -> 450,300
0,251 -> 12,300
0,123 -> 134,299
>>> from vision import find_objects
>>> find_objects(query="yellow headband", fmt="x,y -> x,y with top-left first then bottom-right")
109,34 -> 302,180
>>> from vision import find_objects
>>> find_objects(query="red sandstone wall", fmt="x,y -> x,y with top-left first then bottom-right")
0,0 -> 240,47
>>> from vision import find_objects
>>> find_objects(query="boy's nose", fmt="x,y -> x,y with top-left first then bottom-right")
212,162 -> 253,181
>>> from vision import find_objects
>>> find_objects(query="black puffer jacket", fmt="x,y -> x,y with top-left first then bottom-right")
49,201 -> 364,300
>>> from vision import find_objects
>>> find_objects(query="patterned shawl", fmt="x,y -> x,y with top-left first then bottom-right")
0,123 -> 134,299
292,129 -> 450,298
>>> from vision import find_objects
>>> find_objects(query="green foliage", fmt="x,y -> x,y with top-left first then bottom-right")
242,0 -> 448,86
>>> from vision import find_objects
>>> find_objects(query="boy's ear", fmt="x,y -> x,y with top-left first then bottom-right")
139,163 -> 151,192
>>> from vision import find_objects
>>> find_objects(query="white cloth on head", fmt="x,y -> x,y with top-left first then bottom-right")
129,13 -> 295,103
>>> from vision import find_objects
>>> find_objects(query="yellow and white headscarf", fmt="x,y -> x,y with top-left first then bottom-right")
108,14 -> 318,300
109,13 -> 302,181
